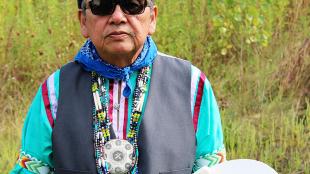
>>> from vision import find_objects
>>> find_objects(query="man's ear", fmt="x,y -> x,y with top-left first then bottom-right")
148,6 -> 158,35
78,10 -> 89,38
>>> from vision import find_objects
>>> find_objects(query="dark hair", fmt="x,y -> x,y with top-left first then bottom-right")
77,0 -> 154,9
77,0 -> 83,9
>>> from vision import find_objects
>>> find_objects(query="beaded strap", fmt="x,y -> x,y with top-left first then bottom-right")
92,72 -> 111,174
92,66 -> 151,174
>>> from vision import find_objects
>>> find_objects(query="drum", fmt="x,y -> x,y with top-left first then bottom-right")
194,159 -> 278,174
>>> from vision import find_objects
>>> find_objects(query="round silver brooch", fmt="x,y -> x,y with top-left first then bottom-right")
103,139 -> 135,174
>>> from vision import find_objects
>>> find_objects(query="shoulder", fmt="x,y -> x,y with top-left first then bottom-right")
58,61 -> 91,83
44,69 -> 61,83
154,52 -> 192,74
156,52 -> 191,65
191,65 -> 211,88
60,61 -> 84,73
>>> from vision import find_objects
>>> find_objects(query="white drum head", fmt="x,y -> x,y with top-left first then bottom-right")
211,159 -> 277,174
195,159 -> 278,174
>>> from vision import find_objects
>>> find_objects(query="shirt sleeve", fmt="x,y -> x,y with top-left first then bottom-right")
10,70 -> 60,174
190,65 -> 226,172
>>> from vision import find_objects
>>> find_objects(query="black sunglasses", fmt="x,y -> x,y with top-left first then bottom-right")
86,0 -> 149,16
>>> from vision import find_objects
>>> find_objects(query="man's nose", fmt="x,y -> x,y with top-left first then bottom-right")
109,5 -> 126,25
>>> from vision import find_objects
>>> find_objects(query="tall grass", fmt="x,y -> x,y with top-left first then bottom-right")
0,0 -> 309,173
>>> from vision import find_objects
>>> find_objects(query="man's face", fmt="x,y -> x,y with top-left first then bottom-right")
79,0 -> 157,62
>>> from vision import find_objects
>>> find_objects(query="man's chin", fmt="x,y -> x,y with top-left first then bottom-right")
106,46 -> 135,55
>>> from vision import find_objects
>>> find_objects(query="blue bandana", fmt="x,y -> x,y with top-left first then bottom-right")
74,36 -> 157,98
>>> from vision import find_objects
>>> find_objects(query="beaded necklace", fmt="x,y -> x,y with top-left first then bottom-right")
91,66 -> 151,174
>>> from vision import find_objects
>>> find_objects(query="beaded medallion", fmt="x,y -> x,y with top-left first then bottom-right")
103,139 -> 135,173
91,66 -> 151,174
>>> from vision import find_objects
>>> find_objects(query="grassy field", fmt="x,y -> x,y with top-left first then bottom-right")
0,0 -> 309,173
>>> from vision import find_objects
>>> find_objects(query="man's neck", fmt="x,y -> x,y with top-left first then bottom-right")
99,48 -> 143,68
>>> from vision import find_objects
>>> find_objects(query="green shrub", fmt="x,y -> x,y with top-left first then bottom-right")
155,0 -> 289,64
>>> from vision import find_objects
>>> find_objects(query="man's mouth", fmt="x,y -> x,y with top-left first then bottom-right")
107,31 -> 129,39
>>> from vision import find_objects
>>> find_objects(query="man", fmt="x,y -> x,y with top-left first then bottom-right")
11,0 -> 225,173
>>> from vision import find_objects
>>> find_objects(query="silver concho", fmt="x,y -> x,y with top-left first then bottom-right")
103,139 -> 135,174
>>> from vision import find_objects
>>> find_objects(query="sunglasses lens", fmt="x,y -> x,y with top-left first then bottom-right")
90,0 -> 115,16
122,0 -> 147,15
89,0 -> 148,16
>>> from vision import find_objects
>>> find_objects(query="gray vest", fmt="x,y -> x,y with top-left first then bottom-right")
52,54 -> 196,174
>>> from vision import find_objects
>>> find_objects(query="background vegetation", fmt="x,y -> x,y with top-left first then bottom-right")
0,0 -> 309,173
